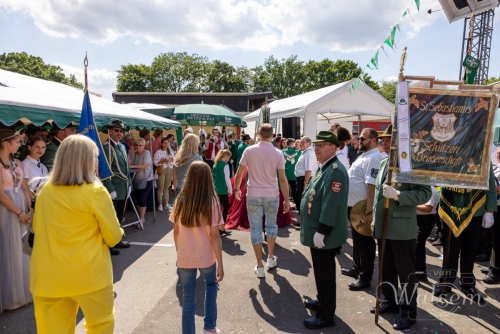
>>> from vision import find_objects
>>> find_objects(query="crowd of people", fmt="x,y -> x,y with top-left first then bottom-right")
1,118 -> 499,334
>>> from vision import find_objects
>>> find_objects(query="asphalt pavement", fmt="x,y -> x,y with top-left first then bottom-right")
1,205 -> 499,334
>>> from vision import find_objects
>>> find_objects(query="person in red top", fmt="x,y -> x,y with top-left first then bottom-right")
170,161 -> 224,334
204,128 -> 226,169
151,129 -> 163,157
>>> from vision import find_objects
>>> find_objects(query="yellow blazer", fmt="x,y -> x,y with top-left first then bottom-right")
30,181 -> 124,297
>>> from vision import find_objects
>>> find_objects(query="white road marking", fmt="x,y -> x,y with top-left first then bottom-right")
129,242 -> 174,247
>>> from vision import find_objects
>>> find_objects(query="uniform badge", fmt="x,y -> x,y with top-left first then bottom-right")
332,182 -> 342,193
370,168 -> 379,178
308,189 -> 316,215
332,163 -> 338,170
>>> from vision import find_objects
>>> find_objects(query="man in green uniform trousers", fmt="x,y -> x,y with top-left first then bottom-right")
236,134 -> 250,171
227,134 -> 238,177
102,119 -> 132,255
300,131 -> 348,330
370,156 -> 431,330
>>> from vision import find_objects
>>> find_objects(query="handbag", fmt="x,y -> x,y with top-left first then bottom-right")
157,164 -> 163,175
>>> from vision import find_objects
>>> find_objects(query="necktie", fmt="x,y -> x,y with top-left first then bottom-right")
37,161 -> 40,168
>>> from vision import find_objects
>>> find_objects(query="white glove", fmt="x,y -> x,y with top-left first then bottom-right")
383,185 -> 400,200
313,232 -> 325,249
482,212 -> 494,228
110,191 -> 117,200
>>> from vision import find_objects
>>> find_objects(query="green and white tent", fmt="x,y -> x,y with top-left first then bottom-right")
0,69 -> 180,131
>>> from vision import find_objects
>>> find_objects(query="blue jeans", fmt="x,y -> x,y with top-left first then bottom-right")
246,196 -> 279,245
178,263 -> 218,334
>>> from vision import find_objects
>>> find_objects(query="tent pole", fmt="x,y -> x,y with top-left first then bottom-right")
357,115 -> 362,135
151,129 -> 156,223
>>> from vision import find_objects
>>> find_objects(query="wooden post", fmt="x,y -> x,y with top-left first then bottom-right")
375,47 -> 407,325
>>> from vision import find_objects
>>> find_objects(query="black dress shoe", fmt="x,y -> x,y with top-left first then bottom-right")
303,316 -> 335,329
432,283 -> 452,296
393,316 -> 416,330
475,253 -> 490,262
109,247 -> 120,256
304,298 -> 318,311
483,272 -> 500,284
370,301 -> 399,314
416,273 -> 429,282
115,241 -> 131,248
480,267 -> 490,275
460,286 -> 485,304
348,279 -> 371,290
341,268 -> 359,278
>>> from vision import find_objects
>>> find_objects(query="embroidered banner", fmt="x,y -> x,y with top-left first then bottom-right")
394,87 -> 498,190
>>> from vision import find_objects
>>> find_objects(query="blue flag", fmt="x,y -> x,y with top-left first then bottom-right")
79,90 -> 113,180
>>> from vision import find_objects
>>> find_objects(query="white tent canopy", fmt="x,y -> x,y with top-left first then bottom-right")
244,79 -> 394,139
0,69 -> 180,130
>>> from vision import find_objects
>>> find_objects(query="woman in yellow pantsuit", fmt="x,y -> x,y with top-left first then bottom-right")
30,135 -> 124,334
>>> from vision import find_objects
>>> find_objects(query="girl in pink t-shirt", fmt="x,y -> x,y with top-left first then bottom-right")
170,161 -> 224,334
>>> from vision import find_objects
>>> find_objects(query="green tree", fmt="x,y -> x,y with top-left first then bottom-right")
116,64 -> 152,92
302,59 -> 380,92
0,52 -> 83,89
251,55 -> 306,99
205,60 -> 246,92
377,80 -> 397,104
149,52 -> 210,92
486,76 -> 500,84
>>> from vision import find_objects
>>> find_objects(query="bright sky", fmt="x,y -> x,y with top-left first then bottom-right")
1,0 -> 499,100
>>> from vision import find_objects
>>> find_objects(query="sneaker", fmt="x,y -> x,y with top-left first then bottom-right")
166,204 -> 173,210
254,265 -> 265,278
266,255 -> 278,269
158,204 -> 163,212
203,328 -> 221,334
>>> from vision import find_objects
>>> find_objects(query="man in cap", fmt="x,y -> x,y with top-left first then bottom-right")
378,125 -> 392,157
301,131 -> 348,330
341,128 -> 383,291
102,118 -> 132,255
370,151 -> 431,330
41,123 -> 76,171
236,134 -> 251,171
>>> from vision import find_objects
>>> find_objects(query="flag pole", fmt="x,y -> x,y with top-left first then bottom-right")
84,52 -> 88,92
375,47 -> 406,325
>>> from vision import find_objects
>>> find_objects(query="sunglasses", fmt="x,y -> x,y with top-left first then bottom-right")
112,129 -> 124,133
358,136 -> 374,142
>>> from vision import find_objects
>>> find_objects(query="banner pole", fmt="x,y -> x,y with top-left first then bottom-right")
375,47 -> 407,325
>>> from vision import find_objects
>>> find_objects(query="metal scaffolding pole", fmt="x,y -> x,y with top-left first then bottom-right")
459,9 -> 495,84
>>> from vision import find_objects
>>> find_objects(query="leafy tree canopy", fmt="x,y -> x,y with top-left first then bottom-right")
0,52 -> 83,89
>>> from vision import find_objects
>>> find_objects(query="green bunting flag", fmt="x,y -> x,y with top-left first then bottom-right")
355,79 -> 361,88
414,0 -> 420,11
370,50 -> 379,69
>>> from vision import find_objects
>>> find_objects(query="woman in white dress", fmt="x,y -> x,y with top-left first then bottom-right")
22,136 -> 48,195
0,129 -> 33,314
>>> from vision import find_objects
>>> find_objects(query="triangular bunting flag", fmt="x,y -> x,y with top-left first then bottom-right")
384,37 -> 394,50
414,0 -> 420,11
380,44 -> 389,56
407,7 -> 414,22
370,50 -> 379,69
390,26 -> 397,45
349,88 -> 352,95
355,79 -> 361,88
396,23 -> 401,33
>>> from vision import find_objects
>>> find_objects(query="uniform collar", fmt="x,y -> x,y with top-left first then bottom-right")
25,155 -> 40,165
318,155 -> 337,171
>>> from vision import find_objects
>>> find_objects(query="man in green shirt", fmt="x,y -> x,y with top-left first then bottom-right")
283,138 -> 301,214
236,134 -> 250,171
227,134 -> 238,177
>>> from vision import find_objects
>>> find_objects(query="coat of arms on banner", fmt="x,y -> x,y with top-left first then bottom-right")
431,113 -> 457,143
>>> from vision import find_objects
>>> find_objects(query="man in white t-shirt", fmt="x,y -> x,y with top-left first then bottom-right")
341,128 -> 383,291
234,123 -> 290,278
294,136 -> 318,218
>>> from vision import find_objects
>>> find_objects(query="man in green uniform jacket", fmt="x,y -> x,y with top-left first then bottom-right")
227,134 -> 238,177
370,157 -> 431,330
236,134 -> 250,172
102,119 -> 132,254
40,124 -> 75,171
300,131 -> 348,330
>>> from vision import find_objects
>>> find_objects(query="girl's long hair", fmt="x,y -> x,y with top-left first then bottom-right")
214,149 -> 231,166
174,134 -> 199,167
160,137 -> 172,156
172,161 -> 221,227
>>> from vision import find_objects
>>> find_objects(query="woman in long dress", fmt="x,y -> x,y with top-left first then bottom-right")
0,129 -> 33,314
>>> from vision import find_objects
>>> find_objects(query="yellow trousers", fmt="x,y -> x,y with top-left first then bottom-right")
33,284 -> 114,334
